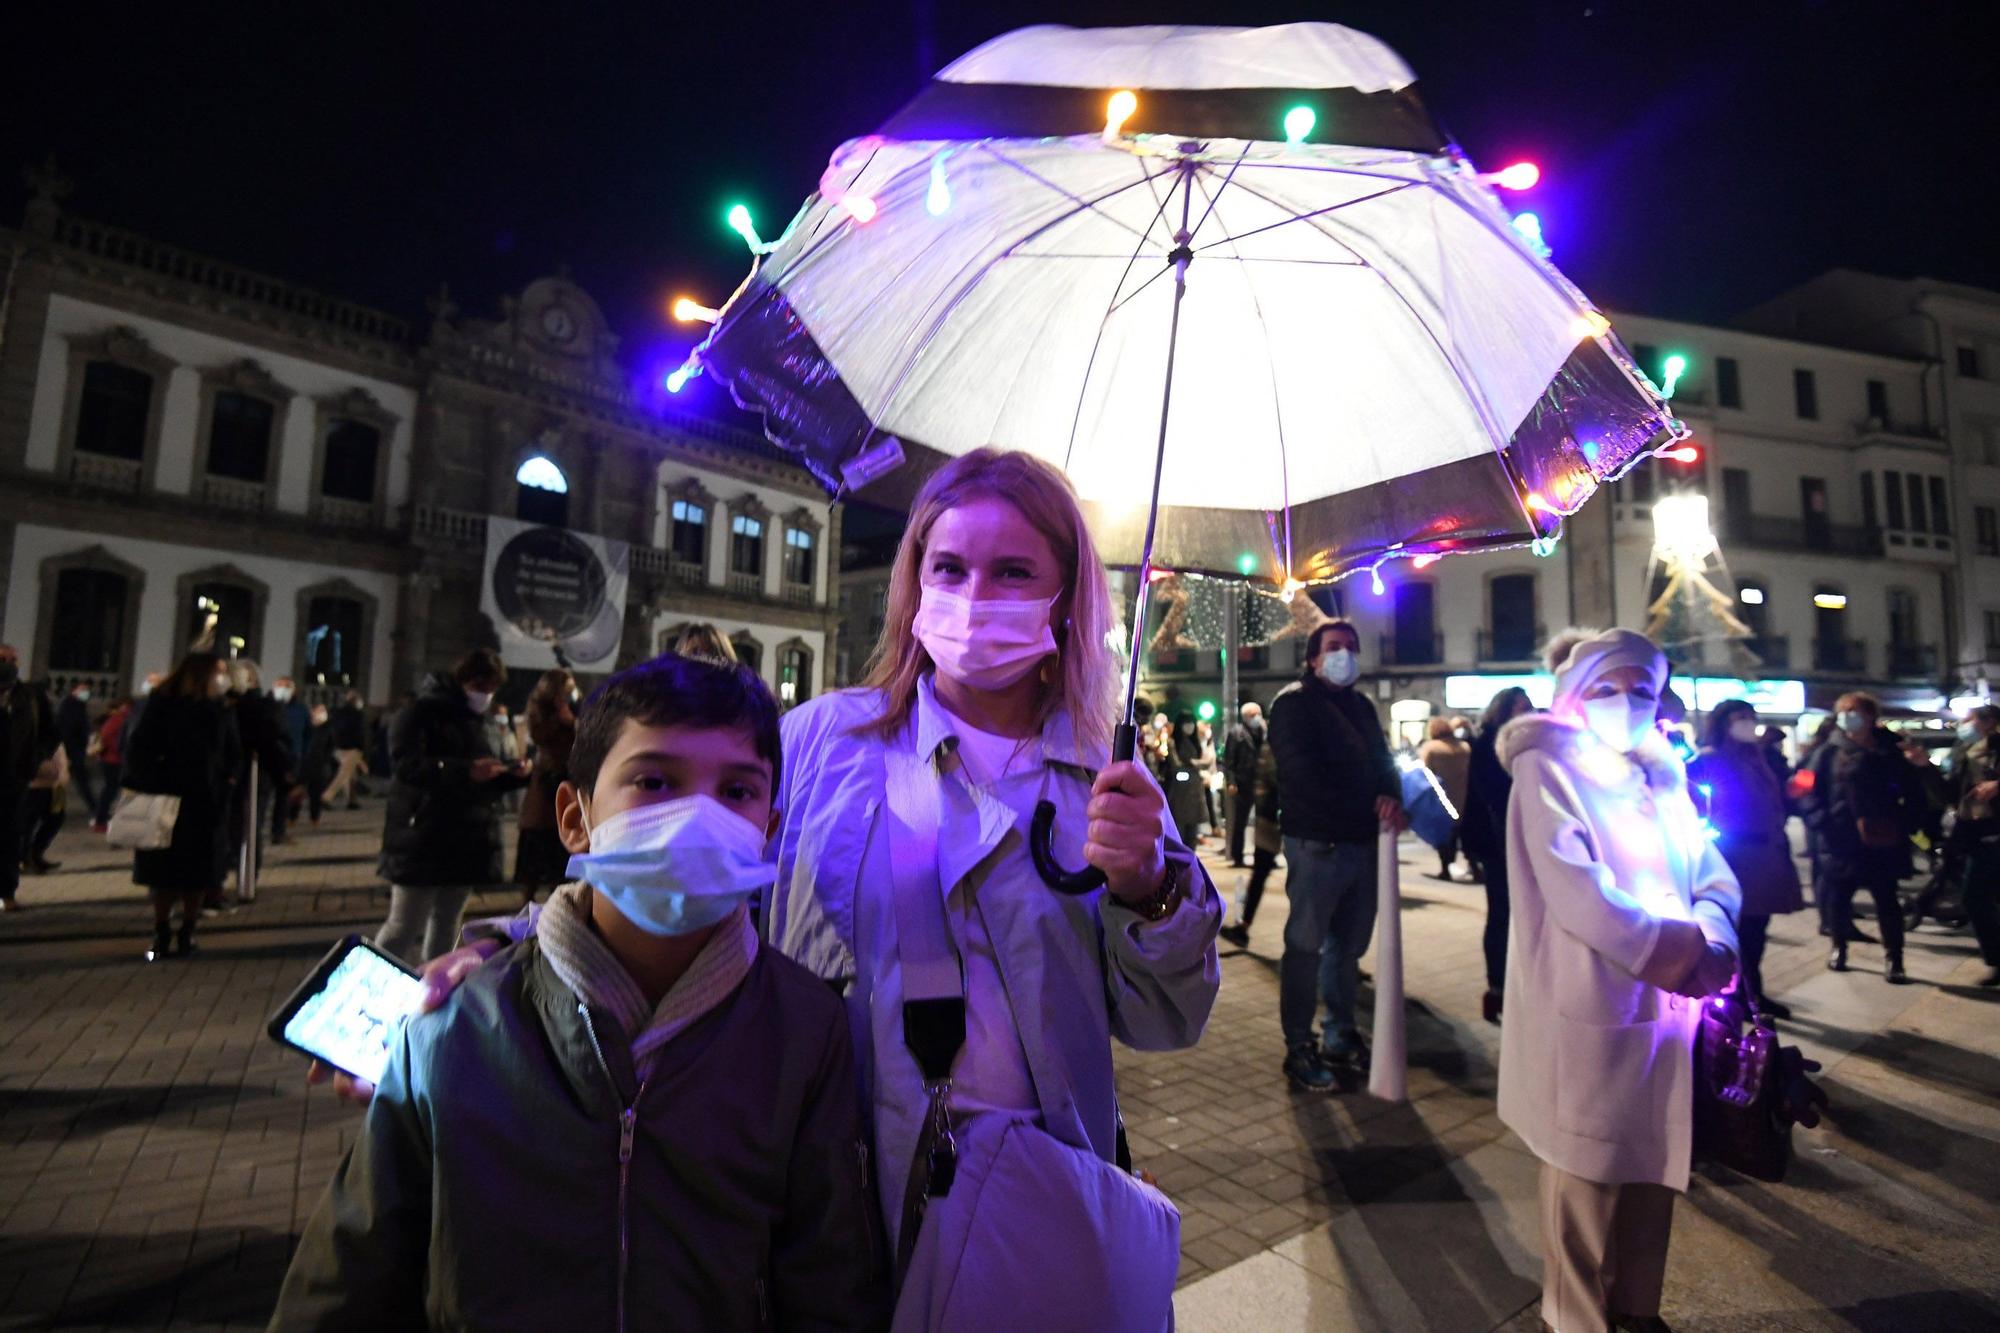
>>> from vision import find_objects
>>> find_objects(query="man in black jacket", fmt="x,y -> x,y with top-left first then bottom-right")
1267,620 -> 1404,1091
322,690 -> 370,809
55,682 -> 97,816
1222,701 -> 1265,867
0,645 -> 54,910
375,649 -> 528,964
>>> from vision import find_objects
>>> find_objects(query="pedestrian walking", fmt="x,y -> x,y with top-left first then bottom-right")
1804,692 -> 1918,983
90,695 -> 132,832
394,449 -> 1218,1329
20,742 -> 67,875
374,648 -> 528,965
297,703 -> 335,827
0,645 -> 53,910
1460,685 -> 1534,1024
1946,704 -> 2000,986
1219,734 -> 1282,949
54,681 -> 97,817
121,653 -> 242,960
269,677 -> 309,845
1418,715 -> 1473,881
1222,701 -> 1265,867
321,689 -> 369,809
513,668 -> 577,904
1495,628 -> 1741,1333
273,655 -> 888,1329
1690,700 -> 1805,1018
1267,619 -> 1406,1091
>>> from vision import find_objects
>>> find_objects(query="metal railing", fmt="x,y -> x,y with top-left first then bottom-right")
1378,632 -> 1443,667
199,475 -> 266,512
1477,626 -> 1546,665
310,495 -> 378,529
1888,642 -> 1939,679
1743,635 -> 1791,669
1721,513 -> 1882,558
1812,638 -> 1867,673
727,571 -> 762,597
69,452 -> 143,493
409,505 -> 489,545
783,583 -> 815,606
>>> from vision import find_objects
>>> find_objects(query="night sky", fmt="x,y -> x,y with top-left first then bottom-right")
6,1 -> 1993,389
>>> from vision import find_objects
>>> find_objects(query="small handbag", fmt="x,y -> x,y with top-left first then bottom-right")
1691,989 -> 1792,1181
106,790 -> 182,851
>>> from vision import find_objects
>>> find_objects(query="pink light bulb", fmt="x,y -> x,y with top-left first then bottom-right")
1495,161 -> 1541,191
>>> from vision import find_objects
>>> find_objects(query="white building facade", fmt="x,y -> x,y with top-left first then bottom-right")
0,177 -> 839,713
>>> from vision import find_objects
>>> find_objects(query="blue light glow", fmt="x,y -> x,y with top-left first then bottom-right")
665,363 -> 699,394
514,455 -> 567,493
1511,211 -> 1550,258
1581,439 -> 1602,462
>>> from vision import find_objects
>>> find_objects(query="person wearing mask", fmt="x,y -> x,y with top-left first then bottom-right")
1460,685 -> 1534,1024
1222,702 -> 1266,868
1690,700 -> 1805,1018
0,648 -> 52,910
513,668 -> 578,905
1268,619 -> 1405,1091
20,737 -> 67,875
1804,693 -> 1917,983
54,681 -> 97,819
374,649 -> 530,965
269,677 -> 309,845
1946,705 -> 2000,986
1497,629 -> 1741,1333
322,690 -> 370,810
122,654 -> 241,959
1220,731 -> 1283,949
357,450 -> 1219,1328
298,702 -> 336,828
1795,715 -> 1850,941
1418,715 -> 1474,882
1163,707 -> 1210,849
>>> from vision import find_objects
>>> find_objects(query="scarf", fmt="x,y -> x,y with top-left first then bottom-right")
538,881 -> 758,1083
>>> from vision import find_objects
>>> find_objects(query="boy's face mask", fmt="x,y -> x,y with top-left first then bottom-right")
570,794 -> 773,937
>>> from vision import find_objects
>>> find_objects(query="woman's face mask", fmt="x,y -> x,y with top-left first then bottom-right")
913,584 -> 1057,691
570,794 -> 774,936
1316,647 -> 1360,689
1581,689 -> 1657,753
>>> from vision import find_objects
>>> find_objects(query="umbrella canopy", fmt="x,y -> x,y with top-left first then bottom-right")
698,22 -> 1678,587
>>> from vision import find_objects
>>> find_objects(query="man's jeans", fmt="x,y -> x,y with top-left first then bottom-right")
1280,836 -> 1378,1049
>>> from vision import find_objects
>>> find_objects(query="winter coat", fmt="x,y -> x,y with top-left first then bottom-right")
56,694 -> 92,759
1496,714 -> 1741,1191
1689,743 -> 1803,917
1803,727 -> 1919,879
1952,733 -> 2000,827
1417,736 -> 1472,814
1267,673 -> 1400,844
377,674 -> 527,888
271,938 -> 889,1330
0,681 -> 52,797
1223,720 -> 1265,789
233,690 -> 295,788
330,702 -> 367,751
1459,725 -> 1511,864
97,704 -> 131,767
518,705 -> 576,833
123,694 -> 241,891
300,723 -> 336,791
279,699 -> 311,771
1251,741 -> 1282,857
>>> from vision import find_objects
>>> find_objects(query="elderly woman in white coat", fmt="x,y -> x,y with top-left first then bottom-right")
1497,628 -> 1740,1333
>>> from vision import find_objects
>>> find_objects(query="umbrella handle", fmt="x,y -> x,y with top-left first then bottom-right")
1031,722 -> 1137,894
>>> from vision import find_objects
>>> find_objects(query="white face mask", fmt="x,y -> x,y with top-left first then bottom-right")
571,794 -> 774,936
1582,693 -> 1655,752
913,585 -> 1057,692
1316,647 -> 1360,689
138,678 -> 154,696
1729,717 -> 1760,744
465,690 -> 494,715
75,689 -> 91,703
272,686 -> 294,703
1837,710 -> 1870,736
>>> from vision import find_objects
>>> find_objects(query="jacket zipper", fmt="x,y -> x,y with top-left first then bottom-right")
580,1002 -> 650,1333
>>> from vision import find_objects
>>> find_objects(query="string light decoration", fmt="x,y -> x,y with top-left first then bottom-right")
1283,105 -> 1317,144
1661,353 -> 1688,398
1103,89 -> 1138,142
1511,211 -> 1550,259
1646,495 -> 1756,670
671,297 -> 720,324
1490,161 -> 1541,191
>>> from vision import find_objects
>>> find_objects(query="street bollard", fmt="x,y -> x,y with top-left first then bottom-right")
238,757 -> 259,904
1368,825 -> 1406,1102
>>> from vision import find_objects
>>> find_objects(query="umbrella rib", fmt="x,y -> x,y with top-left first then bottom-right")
1189,167 -> 1295,582
1214,171 -> 1537,535
1192,181 -> 1418,255
1062,156 -> 1189,474
978,142 -> 1160,248
1185,144 -> 1251,243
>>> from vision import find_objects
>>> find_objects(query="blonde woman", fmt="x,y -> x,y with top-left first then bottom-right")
344,449 -> 1221,1329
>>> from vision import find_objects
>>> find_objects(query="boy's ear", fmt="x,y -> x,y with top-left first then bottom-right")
555,780 -> 591,855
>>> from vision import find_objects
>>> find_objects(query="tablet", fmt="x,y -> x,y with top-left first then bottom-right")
267,935 -> 425,1085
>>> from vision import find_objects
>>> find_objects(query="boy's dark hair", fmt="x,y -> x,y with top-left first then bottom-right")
570,652 -> 782,797
453,648 -> 506,689
1306,619 -> 1361,659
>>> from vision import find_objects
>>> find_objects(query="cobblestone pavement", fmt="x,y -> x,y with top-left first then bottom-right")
2,805 -> 1996,1330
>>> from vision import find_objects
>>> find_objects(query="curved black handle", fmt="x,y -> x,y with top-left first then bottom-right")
1031,722 -> 1137,894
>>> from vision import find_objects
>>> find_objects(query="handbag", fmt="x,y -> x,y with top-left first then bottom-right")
883,746 -> 1180,1333
1690,988 -> 1792,1181
106,790 -> 181,851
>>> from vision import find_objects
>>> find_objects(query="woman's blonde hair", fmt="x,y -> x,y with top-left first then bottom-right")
856,448 -> 1122,755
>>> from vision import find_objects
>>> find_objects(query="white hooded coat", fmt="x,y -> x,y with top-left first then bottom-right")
1496,713 -> 1741,1190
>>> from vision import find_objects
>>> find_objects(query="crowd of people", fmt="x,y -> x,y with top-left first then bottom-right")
10,444 -> 1998,1331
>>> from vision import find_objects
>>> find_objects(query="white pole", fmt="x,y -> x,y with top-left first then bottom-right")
239,757 -> 259,904
1368,825 -> 1406,1102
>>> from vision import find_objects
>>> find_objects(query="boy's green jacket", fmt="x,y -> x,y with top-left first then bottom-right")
270,939 -> 889,1331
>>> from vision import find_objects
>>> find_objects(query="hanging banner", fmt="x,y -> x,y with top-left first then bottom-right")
480,517 -> 629,672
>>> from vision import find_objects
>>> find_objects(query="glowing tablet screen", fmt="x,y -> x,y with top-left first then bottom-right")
282,945 -> 424,1085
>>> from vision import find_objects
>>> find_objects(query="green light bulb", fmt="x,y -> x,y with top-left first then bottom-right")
1236,552 -> 1257,575
1283,105 -> 1316,143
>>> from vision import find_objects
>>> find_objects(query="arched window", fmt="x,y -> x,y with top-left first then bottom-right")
304,595 -> 365,688
208,391 -> 276,482
189,582 -> 258,659
778,643 -> 813,707
49,568 -> 129,673
516,454 -> 569,527
731,632 -> 763,676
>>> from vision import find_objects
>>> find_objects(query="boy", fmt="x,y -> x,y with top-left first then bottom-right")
271,655 -> 887,1330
